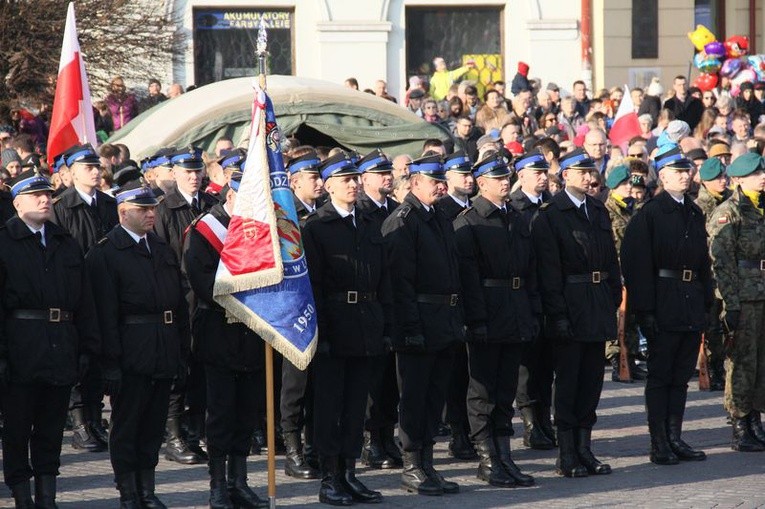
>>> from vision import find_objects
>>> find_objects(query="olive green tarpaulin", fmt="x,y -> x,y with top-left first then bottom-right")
108,75 -> 452,160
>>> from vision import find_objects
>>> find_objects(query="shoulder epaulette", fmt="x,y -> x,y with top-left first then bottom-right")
189,213 -> 207,230
97,236 -> 109,245
458,206 -> 473,216
539,202 -> 551,210
397,205 -> 412,218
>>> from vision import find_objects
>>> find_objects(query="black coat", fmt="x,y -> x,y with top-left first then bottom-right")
302,201 -> 392,357
663,96 -> 704,131
293,193 -> 326,229
356,192 -> 398,233
531,191 -> 622,341
85,225 -> 189,379
509,188 -> 551,224
154,185 -> 217,263
0,192 -> 15,223
0,218 -> 99,385
435,194 -> 469,222
52,187 -> 118,254
454,196 -> 541,342
183,204 -> 263,371
621,192 -> 713,332
381,193 -> 464,351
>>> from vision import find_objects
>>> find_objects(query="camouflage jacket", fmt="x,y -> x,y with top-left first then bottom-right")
604,192 -> 635,256
708,188 -> 765,310
695,184 -> 732,232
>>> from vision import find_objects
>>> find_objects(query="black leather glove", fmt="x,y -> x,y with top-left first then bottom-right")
468,325 -> 488,343
104,373 -> 122,397
403,334 -> 426,352
382,336 -> 393,352
723,310 -> 740,334
77,354 -> 90,382
552,318 -> 574,342
0,358 -> 9,385
637,313 -> 658,341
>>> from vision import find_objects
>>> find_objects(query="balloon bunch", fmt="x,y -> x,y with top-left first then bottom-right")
688,25 -> 758,95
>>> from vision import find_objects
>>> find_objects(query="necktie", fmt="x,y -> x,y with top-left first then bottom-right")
34,231 -> 45,250
344,214 -> 356,229
499,207 -> 509,225
89,198 -> 97,212
191,196 -> 200,214
138,237 -> 151,256
579,202 -> 589,220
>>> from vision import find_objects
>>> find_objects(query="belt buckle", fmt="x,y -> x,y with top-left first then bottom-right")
760,260 -> 765,271
163,310 -> 174,324
347,291 -> 358,304
512,277 -> 521,290
49,308 -> 61,323
591,271 -> 601,284
449,294 -> 458,306
682,269 -> 693,282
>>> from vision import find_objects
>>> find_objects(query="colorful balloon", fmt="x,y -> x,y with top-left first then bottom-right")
732,68 -> 756,87
746,55 -> 765,80
720,58 -> 743,78
688,25 -> 717,51
692,73 -> 718,92
694,52 -> 722,74
704,41 -> 726,58
725,35 -> 750,58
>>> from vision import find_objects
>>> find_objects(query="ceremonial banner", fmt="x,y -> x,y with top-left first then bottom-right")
213,84 -> 317,370
47,2 -> 97,165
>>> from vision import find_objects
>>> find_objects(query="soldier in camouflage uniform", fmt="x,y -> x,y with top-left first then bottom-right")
708,152 -> 765,452
603,165 -> 645,382
695,157 -> 732,391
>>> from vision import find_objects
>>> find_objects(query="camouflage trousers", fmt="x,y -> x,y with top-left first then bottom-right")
724,300 -> 765,418
705,297 -> 725,369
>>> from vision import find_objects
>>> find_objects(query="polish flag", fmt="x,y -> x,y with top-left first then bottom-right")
46,2 -> 97,166
608,85 -> 641,151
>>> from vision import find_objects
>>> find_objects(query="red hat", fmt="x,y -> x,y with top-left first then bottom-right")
505,141 -> 524,155
518,62 -> 530,77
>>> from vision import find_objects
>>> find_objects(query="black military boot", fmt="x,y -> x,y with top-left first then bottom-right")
709,361 -> 725,391
362,429 -> 396,469
400,450 -> 442,496
732,415 -> 765,452
85,402 -> 109,449
666,415 -> 706,461
610,357 -> 627,383
208,455 -> 234,509
340,457 -> 383,503
319,455 -> 353,506
284,431 -> 319,479
137,469 -> 167,509
227,455 -> 268,508
630,357 -> 647,381
495,435 -> 535,486
648,420 -> 679,465
748,412 -> 765,446
11,480 -> 34,509
575,428 -> 611,474
536,404 -> 557,446
380,426 -> 404,467
187,413 -> 209,462
475,438 -> 515,487
164,416 -> 202,464
71,407 -> 106,452
520,406 -> 554,450
250,428 -> 265,455
115,472 -> 141,509
422,443 -> 459,494
555,429 -> 588,477
447,424 -> 478,460
33,475 -> 57,509
304,433 -> 319,471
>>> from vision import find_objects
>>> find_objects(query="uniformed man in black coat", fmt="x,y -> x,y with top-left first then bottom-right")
531,148 -> 622,478
434,151 -> 479,462
382,155 -> 464,496
508,151 -> 557,451
154,146 -> 217,465
621,146 -> 711,465
303,152 -> 391,505
0,169 -> 99,509
454,152 -> 538,489
52,143 -> 118,453
141,147 -> 178,199
355,149 -> 403,471
183,173 -> 268,509
280,150 -> 323,480
86,180 -> 189,508
51,152 -> 73,198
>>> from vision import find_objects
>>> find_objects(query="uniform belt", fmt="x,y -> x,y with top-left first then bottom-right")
122,311 -> 175,325
566,271 -> 608,284
327,291 -> 377,304
737,260 -> 765,270
11,308 -> 72,322
416,293 -> 459,306
482,278 -> 525,289
658,269 -> 698,282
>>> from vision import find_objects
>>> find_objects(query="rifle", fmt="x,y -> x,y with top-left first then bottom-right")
617,287 -> 632,382
697,335 -> 710,391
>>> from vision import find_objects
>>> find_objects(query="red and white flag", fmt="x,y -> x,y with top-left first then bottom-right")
46,2 -> 97,165
608,85 -> 641,151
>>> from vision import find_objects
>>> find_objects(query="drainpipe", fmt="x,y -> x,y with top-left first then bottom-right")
581,0 -> 593,91
749,0 -> 756,51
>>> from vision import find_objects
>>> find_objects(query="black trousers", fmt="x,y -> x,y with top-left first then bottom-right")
68,360 -> 104,410
2,383 -> 70,487
467,342 -> 524,442
365,352 -> 399,431
313,354 -> 372,458
280,357 -> 314,438
206,364 -> 260,458
554,341 -> 605,432
645,331 -> 700,423
515,333 -> 556,410
397,347 -> 454,451
109,375 -> 172,476
186,357 -> 207,419
445,343 -> 470,431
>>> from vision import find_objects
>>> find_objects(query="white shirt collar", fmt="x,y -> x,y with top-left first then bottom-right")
332,202 -> 355,219
522,190 -> 543,204
670,193 -> 685,205
298,198 -> 315,214
76,187 -> 96,206
565,188 -> 586,209
25,223 -> 45,246
121,225 -> 148,245
177,188 -> 197,207
448,194 -> 470,208
368,195 -> 387,209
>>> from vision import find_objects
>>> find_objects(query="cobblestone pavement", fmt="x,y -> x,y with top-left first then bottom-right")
2,376 -> 765,509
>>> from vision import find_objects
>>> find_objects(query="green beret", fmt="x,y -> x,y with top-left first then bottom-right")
727,152 -> 764,178
698,158 -> 725,181
605,165 -> 630,189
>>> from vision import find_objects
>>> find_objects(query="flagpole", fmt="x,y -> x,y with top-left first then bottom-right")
256,20 -> 277,509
